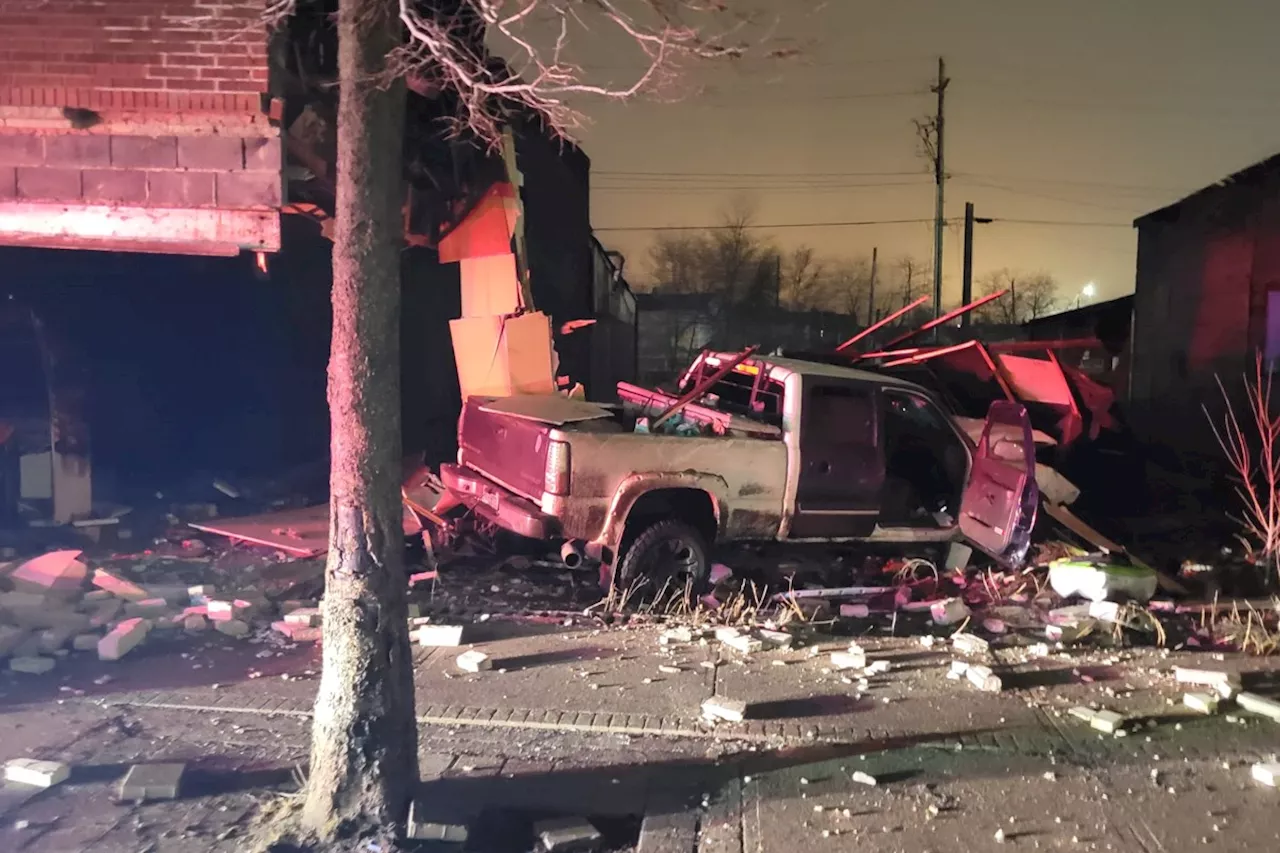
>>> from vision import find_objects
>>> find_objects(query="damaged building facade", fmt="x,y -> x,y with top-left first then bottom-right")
0,0 -> 635,522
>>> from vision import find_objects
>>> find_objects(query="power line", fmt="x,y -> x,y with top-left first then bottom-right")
593,218 -> 935,233
988,218 -> 1133,229
593,180 -> 931,194
594,168 -> 926,179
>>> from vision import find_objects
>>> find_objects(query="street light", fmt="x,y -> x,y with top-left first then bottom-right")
1077,281 -> 1096,308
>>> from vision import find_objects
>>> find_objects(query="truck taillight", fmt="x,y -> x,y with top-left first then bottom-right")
545,440 -> 571,495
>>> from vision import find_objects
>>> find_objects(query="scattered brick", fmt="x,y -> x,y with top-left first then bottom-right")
414,624 -> 464,647
213,619 -> 250,638
98,617 -> 148,660
534,817 -> 602,852
701,696 -> 748,722
118,762 -> 185,802
91,569 -> 148,602
9,655 -> 55,674
4,759 -> 69,788
456,649 -> 491,672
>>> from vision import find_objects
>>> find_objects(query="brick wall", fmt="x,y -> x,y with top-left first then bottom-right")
0,0 -> 268,113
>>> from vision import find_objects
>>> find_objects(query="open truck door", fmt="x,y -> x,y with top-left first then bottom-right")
959,401 -> 1039,567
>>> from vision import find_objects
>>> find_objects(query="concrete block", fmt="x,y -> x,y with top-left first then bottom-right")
0,134 -> 43,166
271,620 -> 320,641
660,626 -> 698,644
45,135 -> 110,167
1183,692 -> 1219,714
1237,691 -> 1280,724
207,599 -> 252,622
118,762 -> 185,801
109,135 -> 177,168
1253,762 -> 1280,787
701,696 -> 748,722
966,664 -> 1002,692
5,758 -> 69,788
407,800 -> 468,842
92,569 -> 149,601
712,626 -> 741,641
865,659 -> 892,676
146,170 -> 215,207
88,598 -> 123,628
757,628 -> 793,649
216,170 -> 281,208
214,618 -> 250,638
952,632 -> 990,655
72,633 -> 100,651
830,650 -> 866,671
1069,706 -> 1126,734
9,655 -> 55,674
945,541 -> 973,571
721,633 -> 763,654
125,598 -> 170,618
37,625 -> 77,653
534,817 -> 602,852
98,617 -> 148,660
83,169 -> 147,204
414,624 -> 464,647
81,589 -> 112,603
176,135 -> 243,170
0,625 -> 27,658
456,649 -> 491,672
9,550 -> 86,594
183,615 -> 208,632
283,607 -> 321,627
1174,667 -> 1241,699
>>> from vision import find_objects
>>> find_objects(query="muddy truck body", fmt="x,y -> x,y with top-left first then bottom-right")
439,352 -> 1039,590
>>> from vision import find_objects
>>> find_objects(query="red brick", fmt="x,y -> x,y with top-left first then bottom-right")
16,166 -> 82,201
0,134 -> 44,166
177,135 -> 242,170
216,170 -> 279,209
146,170 -> 215,207
242,136 -> 280,171
83,168 -> 147,203
0,165 -> 15,199
45,134 -> 111,167
110,135 -> 178,168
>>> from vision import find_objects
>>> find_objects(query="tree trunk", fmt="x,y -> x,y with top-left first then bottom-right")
301,0 -> 416,837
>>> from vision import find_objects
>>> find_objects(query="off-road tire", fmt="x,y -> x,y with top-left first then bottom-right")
615,519 -> 711,598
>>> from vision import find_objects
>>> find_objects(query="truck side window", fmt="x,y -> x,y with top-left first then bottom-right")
806,385 -> 874,445
702,370 -> 785,425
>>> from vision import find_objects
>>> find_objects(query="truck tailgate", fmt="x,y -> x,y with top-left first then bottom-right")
458,397 -> 550,501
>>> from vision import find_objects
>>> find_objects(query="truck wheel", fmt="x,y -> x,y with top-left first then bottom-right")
616,519 -> 711,598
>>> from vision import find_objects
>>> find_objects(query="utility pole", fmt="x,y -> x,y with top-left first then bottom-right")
868,246 -> 878,325
930,57 -> 949,335
959,203 -> 992,328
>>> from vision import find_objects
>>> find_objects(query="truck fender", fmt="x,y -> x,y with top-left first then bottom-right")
592,470 -> 730,558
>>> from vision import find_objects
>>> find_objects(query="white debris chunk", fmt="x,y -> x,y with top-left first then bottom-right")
8,656 -> 55,674
72,633 -> 100,651
1237,692 -> 1280,724
207,599 -> 253,622
284,607 -> 321,627
187,584 -> 215,603
757,628 -> 793,650
947,660 -> 970,680
865,660 -> 892,676
660,626 -> 696,644
1252,763 -> 1280,788
966,664 -> 1002,692
1174,667 -> 1242,699
930,597 -> 971,625
1183,693 -> 1219,715
702,696 -> 748,722
951,632 -> 990,655
213,619 -> 250,638
5,758 -> 70,788
124,598 -> 170,618
414,624 -> 464,647
91,569 -> 148,602
534,817 -> 602,852
98,617 -> 149,660
831,650 -> 867,671
1069,706 -> 1126,734
456,650 -> 491,672
183,615 -> 208,633
851,770 -> 878,786
721,633 -> 763,654
713,626 -> 742,641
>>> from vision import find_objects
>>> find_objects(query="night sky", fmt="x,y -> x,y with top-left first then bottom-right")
566,0 -> 1280,306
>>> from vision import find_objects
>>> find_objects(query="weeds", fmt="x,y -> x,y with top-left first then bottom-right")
1202,594 -> 1280,655
1205,354 -> 1280,587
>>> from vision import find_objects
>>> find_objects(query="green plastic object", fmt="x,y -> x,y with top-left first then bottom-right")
1048,557 -> 1157,603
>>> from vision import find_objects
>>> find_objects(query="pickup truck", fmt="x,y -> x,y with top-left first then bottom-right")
438,351 -> 1040,593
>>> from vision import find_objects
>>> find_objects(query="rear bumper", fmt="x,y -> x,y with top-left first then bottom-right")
440,463 -> 559,541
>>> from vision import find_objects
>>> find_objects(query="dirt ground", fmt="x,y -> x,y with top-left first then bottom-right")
2,545 -> 1279,853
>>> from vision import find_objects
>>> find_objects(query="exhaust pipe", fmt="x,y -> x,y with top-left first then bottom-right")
560,540 -> 585,569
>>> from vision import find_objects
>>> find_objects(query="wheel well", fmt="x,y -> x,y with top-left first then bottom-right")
622,488 -> 717,546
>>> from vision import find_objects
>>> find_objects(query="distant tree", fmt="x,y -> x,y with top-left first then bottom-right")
973,269 -> 1059,324
778,246 -> 826,310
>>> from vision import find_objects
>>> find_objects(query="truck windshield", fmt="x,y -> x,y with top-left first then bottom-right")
701,369 -> 785,425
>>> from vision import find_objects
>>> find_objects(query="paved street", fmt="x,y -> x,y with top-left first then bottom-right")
2,616 -> 1278,852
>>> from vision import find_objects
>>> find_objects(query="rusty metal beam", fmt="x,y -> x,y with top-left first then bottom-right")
834,295 -> 930,354
881,289 -> 1008,351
